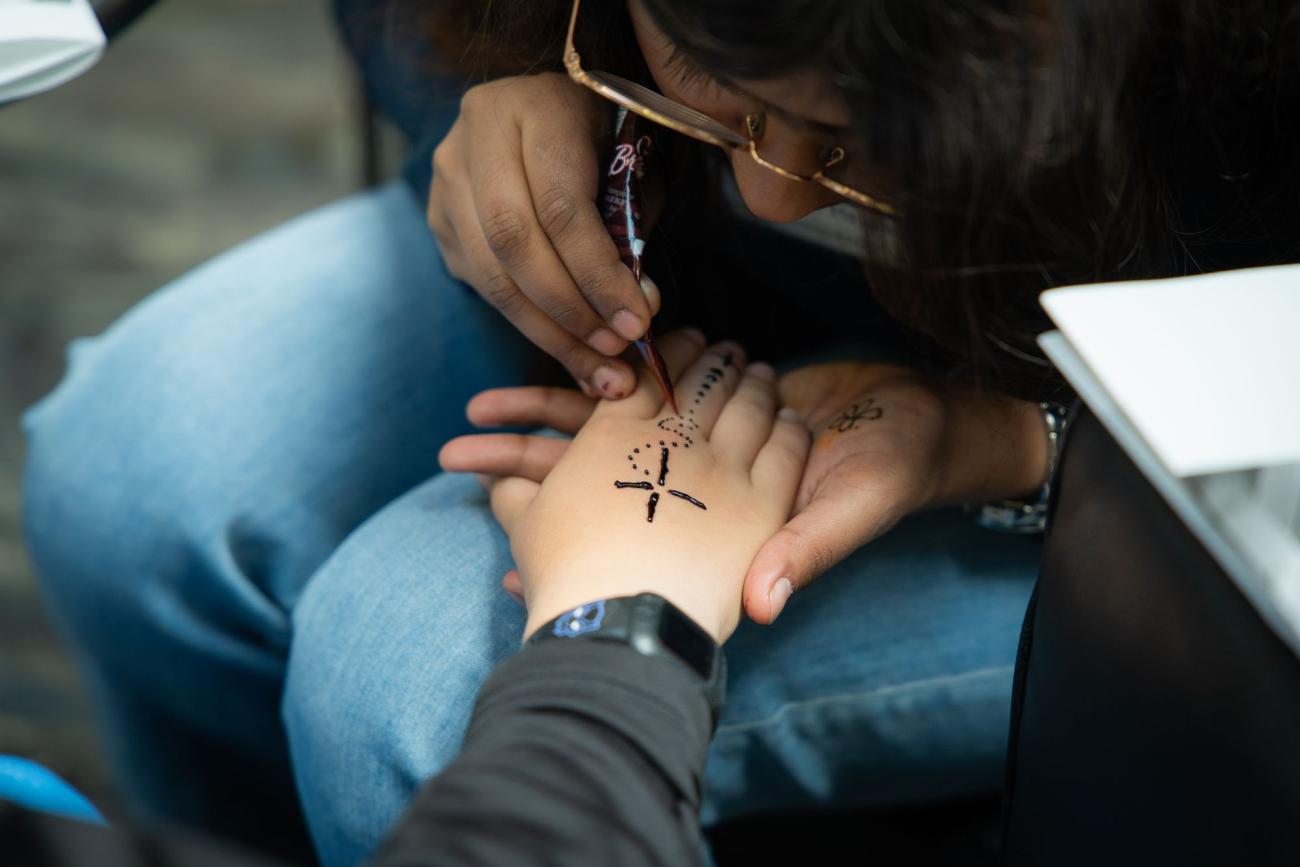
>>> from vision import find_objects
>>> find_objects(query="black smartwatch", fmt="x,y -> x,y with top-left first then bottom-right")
524,593 -> 727,722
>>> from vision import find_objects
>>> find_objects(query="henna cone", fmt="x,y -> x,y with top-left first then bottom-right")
600,108 -> 678,414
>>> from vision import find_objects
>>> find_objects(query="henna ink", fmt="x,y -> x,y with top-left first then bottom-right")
829,398 -> 883,433
668,490 -> 706,510
615,436 -> 706,521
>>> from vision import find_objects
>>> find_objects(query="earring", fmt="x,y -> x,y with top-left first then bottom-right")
820,145 -> 846,170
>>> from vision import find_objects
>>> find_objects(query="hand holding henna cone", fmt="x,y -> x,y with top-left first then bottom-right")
634,330 -> 679,414
600,107 -> 678,413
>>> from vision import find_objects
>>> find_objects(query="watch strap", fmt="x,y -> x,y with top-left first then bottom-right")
525,593 -> 726,722
968,401 -> 1071,533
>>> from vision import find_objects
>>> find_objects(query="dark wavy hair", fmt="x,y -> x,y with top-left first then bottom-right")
425,0 -> 1300,399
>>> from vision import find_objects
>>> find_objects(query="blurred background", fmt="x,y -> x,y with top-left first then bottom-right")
0,0 -> 382,808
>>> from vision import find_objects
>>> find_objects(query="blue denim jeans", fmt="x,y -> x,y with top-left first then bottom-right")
22,182 -> 1040,867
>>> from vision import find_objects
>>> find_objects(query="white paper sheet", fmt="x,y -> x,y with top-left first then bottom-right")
0,0 -> 104,104
1040,264 -> 1300,477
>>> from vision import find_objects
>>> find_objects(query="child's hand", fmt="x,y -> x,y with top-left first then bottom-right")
484,331 -> 810,643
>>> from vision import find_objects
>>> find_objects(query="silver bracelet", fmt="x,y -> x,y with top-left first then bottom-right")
967,401 -> 1071,534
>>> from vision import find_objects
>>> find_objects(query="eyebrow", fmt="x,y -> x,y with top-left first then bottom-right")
666,46 -> 857,138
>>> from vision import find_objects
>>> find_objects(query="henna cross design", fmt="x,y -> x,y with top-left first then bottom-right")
615,443 -> 706,522
611,349 -> 737,522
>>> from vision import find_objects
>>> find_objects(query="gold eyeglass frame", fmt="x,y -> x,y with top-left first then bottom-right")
562,0 -> 898,216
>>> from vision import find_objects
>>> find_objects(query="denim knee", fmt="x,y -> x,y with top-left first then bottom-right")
283,472 -> 525,867
22,186 -> 505,667
22,319 -> 304,698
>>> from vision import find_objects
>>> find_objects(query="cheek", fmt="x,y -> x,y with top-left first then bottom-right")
728,150 -> 840,223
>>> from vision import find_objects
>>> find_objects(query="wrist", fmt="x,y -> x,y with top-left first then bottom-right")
524,579 -> 736,645
933,389 -> 1049,507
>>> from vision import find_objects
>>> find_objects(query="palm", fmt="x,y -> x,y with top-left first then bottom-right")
734,362 -> 948,604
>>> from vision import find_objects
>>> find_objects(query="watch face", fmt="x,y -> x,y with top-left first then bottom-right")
657,609 -> 713,680
552,600 -> 607,638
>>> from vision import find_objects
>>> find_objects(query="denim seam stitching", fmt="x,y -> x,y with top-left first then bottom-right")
714,664 -> 1014,735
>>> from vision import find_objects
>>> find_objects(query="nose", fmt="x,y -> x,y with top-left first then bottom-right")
727,142 -> 840,223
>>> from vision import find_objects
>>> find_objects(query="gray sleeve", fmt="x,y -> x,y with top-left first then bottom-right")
369,639 -> 716,867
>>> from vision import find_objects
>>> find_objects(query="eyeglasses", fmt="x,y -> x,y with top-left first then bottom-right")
563,0 -> 897,216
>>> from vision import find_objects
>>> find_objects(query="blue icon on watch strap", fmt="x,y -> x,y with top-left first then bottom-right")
552,600 -> 606,638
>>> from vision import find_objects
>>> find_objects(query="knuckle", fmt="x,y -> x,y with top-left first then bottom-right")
533,186 -> 582,240
459,83 -> 488,114
541,298 -> 585,330
574,264 -> 622,306
481,208 -> 532,262
481,270 -> 525,317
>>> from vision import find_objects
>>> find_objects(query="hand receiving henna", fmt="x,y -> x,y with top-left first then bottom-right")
441,331 -> 811,643
443,358 -> 1046,630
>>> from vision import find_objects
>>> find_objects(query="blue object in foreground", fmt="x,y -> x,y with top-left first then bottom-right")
0,755 -> 106,825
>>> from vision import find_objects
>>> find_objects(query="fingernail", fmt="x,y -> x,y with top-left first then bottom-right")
778,406 -> 802,422
747,362 -> 776,381
593,365 -> 626,398
474,473 -> 494,491
683,327 -> 707,345
611,310 -> 645,341
768,577 -> 794,622
506,588 -> 525,607
586,327 -> 623,355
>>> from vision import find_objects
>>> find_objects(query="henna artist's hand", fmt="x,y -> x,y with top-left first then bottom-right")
427,72 -> 662,400
738,361 -> 1049,624
446,332 -> 811,643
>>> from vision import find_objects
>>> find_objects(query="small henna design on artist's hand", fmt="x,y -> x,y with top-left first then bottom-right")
828,398 -> 884,433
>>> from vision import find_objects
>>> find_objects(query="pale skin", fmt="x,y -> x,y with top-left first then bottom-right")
432,1 -> 1048,623
483,330 -> 811,644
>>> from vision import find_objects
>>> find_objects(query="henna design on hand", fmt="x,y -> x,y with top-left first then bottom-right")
610,348 -> 741,521
615,440 -> 706,522
828,398 -> 883,433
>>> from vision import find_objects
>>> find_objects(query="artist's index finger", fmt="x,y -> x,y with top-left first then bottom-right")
525,131 -> 651,341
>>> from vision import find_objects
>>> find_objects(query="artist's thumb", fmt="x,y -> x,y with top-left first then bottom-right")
741,493 -> 897,625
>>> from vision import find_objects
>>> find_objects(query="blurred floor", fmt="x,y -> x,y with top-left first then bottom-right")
0,0 -> 362,809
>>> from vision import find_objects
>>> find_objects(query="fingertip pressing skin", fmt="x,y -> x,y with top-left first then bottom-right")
593,365 -> 631,399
